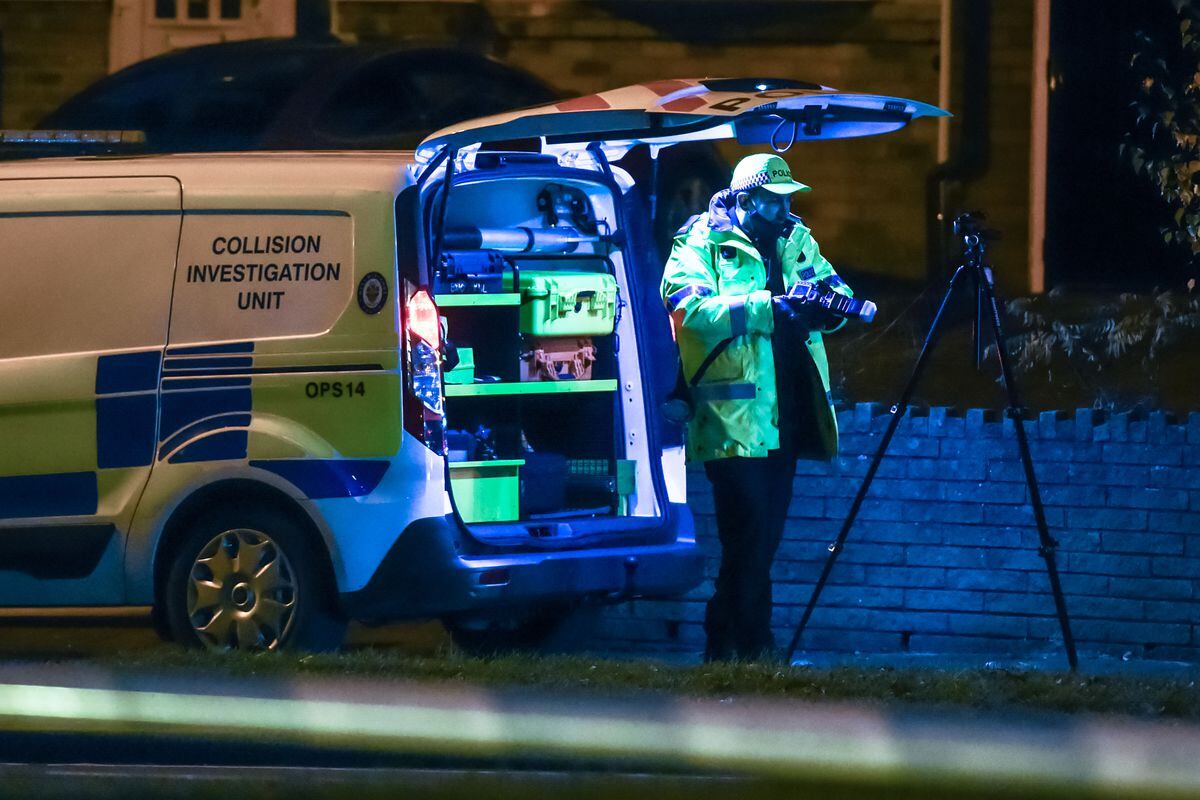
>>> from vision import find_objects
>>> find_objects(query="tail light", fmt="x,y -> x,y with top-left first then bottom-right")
402,285 -> 445,455
408,289 -> 440,347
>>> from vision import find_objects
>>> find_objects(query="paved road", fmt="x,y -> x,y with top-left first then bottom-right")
2,611 -> 1200,797
0,764 -> 758,800
0,661 -> 1196,799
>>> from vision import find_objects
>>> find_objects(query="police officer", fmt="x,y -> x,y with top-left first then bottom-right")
661,153 -> 854,661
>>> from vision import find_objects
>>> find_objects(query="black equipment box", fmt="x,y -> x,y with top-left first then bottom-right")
435,250 -> 511,295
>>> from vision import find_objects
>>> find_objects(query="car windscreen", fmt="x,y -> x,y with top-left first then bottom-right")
403,56 -> 559,131
312,52 -> 558,148
312,55 -> 424,143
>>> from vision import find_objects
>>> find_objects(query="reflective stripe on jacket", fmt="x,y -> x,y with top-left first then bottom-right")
660,211 -> 852,462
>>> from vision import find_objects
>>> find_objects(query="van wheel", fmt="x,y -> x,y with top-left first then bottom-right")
163,506 -> 346,652
443,603 -> 596,656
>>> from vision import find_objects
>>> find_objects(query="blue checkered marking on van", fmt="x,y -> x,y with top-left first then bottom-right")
96,351 -> 160,394
160,381 -> 251,464
165,342 -> 255,357
159,342 -> 256,464
169,431 -> 251,464
0,472 -> 97,519
95,351 -> 161,469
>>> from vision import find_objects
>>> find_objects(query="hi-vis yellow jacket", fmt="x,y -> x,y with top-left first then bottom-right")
660,210 -> 852,463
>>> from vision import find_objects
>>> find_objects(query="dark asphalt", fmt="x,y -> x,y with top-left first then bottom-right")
0,660 -> 1193,799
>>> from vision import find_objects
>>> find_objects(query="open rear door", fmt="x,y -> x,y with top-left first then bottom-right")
415,77 -> 948,537
417,77 -> 949,164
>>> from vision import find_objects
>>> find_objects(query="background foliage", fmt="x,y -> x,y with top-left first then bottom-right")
827,287 -> 1200,413
1124,0 -> 1200,288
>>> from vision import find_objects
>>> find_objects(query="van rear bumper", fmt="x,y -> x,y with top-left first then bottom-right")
339,504 -> 703,622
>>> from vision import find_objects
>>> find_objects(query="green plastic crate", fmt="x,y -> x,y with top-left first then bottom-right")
449,459 -> 523,523
517,270 -> 618,336
444,346 -> 475,385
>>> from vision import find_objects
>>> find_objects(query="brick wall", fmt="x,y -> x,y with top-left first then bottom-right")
600,405 -> 1200,664
0,1 -> 110,129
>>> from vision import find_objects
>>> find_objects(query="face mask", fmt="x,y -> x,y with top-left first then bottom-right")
737,191 -> 789,240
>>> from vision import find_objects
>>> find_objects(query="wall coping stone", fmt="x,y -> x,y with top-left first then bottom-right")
838,404 -> 1199,445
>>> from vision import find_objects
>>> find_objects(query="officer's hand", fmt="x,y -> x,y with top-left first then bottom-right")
772,294 -> 802,326
798,301 -> 842,331
784,284 -> 842,331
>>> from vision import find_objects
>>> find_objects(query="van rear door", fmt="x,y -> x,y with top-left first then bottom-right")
414,77 -> 947,531
416,77 -> 949,164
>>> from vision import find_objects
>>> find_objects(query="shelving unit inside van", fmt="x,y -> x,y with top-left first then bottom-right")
435,293 -> 521,308
435,246 -> 626,525
445,380 -> 618,397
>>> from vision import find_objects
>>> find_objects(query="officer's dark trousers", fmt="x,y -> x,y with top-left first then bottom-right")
702,446 -> 798,661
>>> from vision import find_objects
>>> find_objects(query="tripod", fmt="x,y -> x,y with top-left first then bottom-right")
784,214 -> 1079,671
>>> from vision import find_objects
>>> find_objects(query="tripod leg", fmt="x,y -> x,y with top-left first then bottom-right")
978,272 -> 1079,671
974,268 -> 987,371
785,266 -> 973,662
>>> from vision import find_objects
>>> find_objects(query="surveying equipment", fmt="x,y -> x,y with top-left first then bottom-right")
785,212 -> 1079,671
786,279 -> 878,323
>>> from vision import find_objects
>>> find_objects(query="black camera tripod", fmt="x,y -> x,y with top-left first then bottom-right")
785,213 -> 1078,671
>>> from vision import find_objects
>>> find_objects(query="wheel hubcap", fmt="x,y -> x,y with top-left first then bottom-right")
186,529 -> 298,651
230,582 -> 255,610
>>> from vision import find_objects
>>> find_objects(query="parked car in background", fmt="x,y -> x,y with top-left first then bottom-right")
39,37 -> 729,254
41,38 -> 553,153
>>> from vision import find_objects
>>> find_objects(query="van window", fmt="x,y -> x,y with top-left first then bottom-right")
0,178 -> 180,359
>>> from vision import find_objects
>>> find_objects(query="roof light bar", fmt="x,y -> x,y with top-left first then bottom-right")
0,129 -> 146,146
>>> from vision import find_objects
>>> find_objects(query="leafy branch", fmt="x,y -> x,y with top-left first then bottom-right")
1123,0 -> 1200,284
999,289 -> 1200,376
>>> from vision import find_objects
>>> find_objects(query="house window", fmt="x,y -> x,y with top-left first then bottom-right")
111,0 -> 293,74
152,0 -> 243,23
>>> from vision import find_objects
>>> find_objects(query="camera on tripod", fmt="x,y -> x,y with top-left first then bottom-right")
787,207 -> 1080,671
952,212 -> 1001,246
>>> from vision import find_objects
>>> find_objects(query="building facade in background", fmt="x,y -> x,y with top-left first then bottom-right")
109,0 -> 295,73
0,0 -> 1041,293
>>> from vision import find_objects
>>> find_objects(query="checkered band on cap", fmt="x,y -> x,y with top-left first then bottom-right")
730,171 -> 772,193
730,153 -> 809,194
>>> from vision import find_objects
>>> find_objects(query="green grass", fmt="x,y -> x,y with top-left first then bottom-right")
88,647 -> 1200,721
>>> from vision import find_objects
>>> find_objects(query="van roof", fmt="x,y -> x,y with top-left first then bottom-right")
0,151 -> 419,197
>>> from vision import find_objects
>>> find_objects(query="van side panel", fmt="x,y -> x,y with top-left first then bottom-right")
0,177 -> 181,604
128,190 -> 444,600
167,212 -> 354,343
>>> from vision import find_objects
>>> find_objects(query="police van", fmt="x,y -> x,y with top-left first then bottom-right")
0,79 -> 945,651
